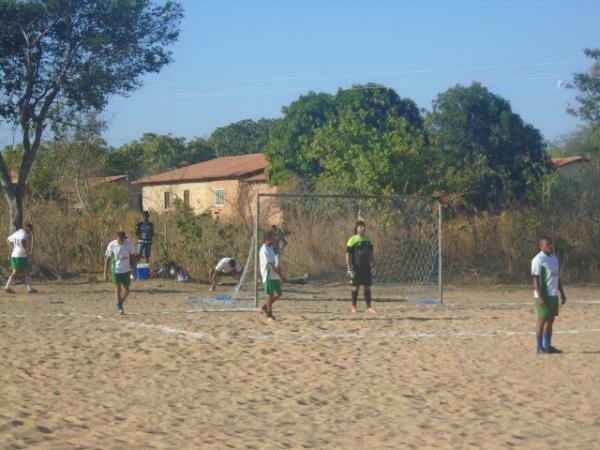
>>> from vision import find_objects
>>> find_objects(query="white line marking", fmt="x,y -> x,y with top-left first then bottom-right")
249,328 -> 600,341
96,315 -> 216,342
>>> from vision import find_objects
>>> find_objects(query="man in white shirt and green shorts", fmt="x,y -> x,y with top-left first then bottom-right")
259,230 -> 287,321
532,236 -> 567,354
104,231 -> 137,314
5,223 -> 37,294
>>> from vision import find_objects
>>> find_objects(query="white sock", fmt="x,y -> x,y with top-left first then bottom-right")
5,275 -> 14,290
25,276 -> 33,291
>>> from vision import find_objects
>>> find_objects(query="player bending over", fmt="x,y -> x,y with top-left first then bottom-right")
5,223 -> 37,294
346,220 -> 375,314
532,236 -> 566,354
104,231 -> 137,315
209,257 -> 243,291
259,230 -> 287,321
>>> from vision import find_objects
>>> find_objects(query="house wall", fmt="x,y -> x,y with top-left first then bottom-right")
140,180 -> 278,222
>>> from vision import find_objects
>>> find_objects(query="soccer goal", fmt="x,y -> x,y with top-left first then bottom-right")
232,193 -> 442,309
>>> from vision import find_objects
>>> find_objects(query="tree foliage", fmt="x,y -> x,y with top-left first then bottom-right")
107,133 -> 215,179
427,82 -> 547,209
265,84 -> 424,188
0,0 -> 183,230
310,111 -> 429,195
208,118 -> 275,157
568,48 -> 600,126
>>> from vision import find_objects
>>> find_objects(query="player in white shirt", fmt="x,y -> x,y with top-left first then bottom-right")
104,231 -> 136,314
531,236 -> 567,354
209,257 -> 243,291
259,230 -> 287,321
5,223 -> 37,293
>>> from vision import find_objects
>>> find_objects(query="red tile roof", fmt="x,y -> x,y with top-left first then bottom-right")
134,153 -> 268,185
88,175 -> 128,187
551,156 -> 589,168
241,172 -> 268,183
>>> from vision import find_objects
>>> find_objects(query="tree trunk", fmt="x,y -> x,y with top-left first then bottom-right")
3,189 -> 22,232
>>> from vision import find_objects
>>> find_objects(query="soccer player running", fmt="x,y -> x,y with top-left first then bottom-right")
259,230 -> 287,321
532,236 -> 567,354
209,257 -> 243,291
346,220 -> 375,314
5,223 -> 37,294
104,231 -> 137,315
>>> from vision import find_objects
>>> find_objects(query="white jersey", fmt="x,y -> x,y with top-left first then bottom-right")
259,244 -> 280,283
106,239 -> 135,274
531,251 -> 560,297
215,257 -> 242,273
8,229 -> 29,258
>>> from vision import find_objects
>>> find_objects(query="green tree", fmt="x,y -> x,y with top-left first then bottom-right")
427,82 -> 547,209
568,48 -> 600,126
265,91 -> 336,185
0,0 -> 183,230
310,110 -> 429,195
265,84 -> 424,187
208,118 -> 275,157
108,133 -> 215,178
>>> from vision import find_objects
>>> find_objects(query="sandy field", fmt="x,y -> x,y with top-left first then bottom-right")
1,279 -> 600,449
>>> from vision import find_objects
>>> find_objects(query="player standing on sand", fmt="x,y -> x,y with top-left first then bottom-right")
259,230 -> 287,321
5,223 -> 37,294
532,236 -> 567,354
346,220 -> 375,314
104,231 -> 136,315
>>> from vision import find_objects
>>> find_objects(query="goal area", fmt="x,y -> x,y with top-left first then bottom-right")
231,193 -> 442,309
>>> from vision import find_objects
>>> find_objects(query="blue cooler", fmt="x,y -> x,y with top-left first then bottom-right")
136,263 -> 150,280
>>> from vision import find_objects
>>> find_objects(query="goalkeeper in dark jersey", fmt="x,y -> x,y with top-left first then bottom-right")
346,220 -> 375,314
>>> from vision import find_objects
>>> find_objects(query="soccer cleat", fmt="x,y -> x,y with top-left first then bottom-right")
351,305 -> 358,314
4,288 -> 15,294
537,348 -> 547,354
119,309 -> 125,315
547,346 -> 562,354
208,287 -> 215,292
27,288 -> 38,294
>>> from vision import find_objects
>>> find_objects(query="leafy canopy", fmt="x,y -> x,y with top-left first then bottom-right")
427,82 -> 547,209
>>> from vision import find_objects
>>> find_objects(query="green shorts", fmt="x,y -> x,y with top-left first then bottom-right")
264,279 -> 282,295
112,272 -> 131,288
10,257 -> 30,271
536,295 -> 559,318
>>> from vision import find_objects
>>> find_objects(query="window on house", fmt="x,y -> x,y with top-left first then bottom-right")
183,190 -> 190,207
215,188 -> 225,207
164,191 -> 171,209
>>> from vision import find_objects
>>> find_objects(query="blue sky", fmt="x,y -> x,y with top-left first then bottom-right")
2,0 -> 599,148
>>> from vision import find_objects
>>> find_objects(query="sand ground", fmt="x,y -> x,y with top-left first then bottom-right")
1,279 -> 600,449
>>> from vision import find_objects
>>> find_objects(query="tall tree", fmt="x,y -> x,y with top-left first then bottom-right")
208,118 -> 275,157
265,91 -> 336,185
568,48 -> 600,126
310,110 -> 430,195
428,82 -> 547,209
0,0 -> 183,230
264,84 -> 424,187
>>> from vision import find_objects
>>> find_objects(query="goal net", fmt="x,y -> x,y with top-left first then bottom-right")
228,193 -> 442,310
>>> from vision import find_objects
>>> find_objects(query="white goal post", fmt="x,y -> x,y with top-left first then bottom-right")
244,192 -> 443,308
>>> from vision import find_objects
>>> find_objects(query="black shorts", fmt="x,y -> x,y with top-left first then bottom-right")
352,269 -> 372,287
